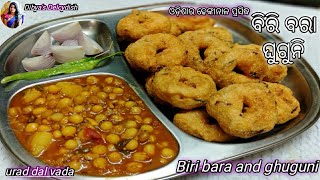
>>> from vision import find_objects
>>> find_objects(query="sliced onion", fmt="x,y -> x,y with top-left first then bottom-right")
51,22 -> 82,43
22,55 -> 56,72
62,40 -> 78,46
51,45 -> 85,63
31,31 -> 52,55
78,32 -> 104,55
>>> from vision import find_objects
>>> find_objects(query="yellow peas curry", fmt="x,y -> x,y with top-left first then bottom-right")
8,75 -> 179,176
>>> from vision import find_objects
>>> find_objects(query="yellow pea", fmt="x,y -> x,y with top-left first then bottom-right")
106,134 -> 120,144
113,87 -> 124,94
22,105 -> 33,115
74,105 -> 84,113
69,114 -> 83,124
113,125 -> 125,134
107,152 -> 122,163
48,85 -> 61,94
93,157 -> 107,169
138,131 -> 150,142
69,160 -> 81,171
126,162 -> 143,173
92,105 -> 103,113
140,125 -> 154,132
32,107 -> 47,115
50,113 -> 64,122
133,152 -> 149,162
130,106 -> 141,114
95,114 -> 106,122
84,153 -> 99,161
97,92 -> 107,100
143,117 -> 153,124
125,139 -> 139,150
41,110 -> 53,119
125,101 -> 135,108
34,98 -> 46,105
125,120 -> 137,128
25,123 -> 39,133
86,118 -> 98,126
81,91 -> 90,97
103,86 -> 112,93
38,125 -> 51,132
92,145 -> 107,155
62,126 -> 76,137
74,95 -> 87,105
161,148 -> 175,158
109,93 -> 117,100
100,121 -> 113,131
53,130 -> 62,139
57,98 -> 72,108
8,107 -> 19,117
133,115 -> 142,123
87,76 -> 99,84
123,128 -> 138,139
149,135 -> 156,142
104,77 -> 113,84
65,139 -> 78,150
89,85 -> 100,94
111,115 -> 124,122
144,144 -> 156,156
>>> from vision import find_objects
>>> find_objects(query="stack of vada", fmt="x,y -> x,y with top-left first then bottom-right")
116,10 -> 300,141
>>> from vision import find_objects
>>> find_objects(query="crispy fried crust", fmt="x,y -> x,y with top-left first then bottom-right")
179,29 -> 231,73
125,33 -> 187,72
207,44 -> 269,88
206,83 -> 278,138
266,82 -> 300,124
116,10 -> 171,41
174,110 -> 236,142
146,66 -> 217,109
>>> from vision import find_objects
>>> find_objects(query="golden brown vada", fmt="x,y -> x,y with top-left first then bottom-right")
207,44 -> 269,88
125,33 -> 187,72
265,82 -> 300,124
173,110 -> 236,142
146,66 -> 217,109
206,83 -> 278,138
179,29 -> 231,73
116,10 -> 171,41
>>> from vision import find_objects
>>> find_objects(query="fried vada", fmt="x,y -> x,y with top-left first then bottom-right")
206,83 -> 278,138
174,110 -> 236,142
125,33 -> 187,72
116,10 -> 171,41
146,66 -> 217,110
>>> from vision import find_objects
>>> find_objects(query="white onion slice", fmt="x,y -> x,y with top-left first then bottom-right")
51,22 -> 82,43
51,45 -> 85,63
22,55 -> 56,72
62,40 -> 78,46
31,31 -> 52,55
78,33 -> 104,55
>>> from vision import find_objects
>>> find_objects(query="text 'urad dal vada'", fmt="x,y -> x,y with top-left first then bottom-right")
266,82 -> 300,124
169,16 -> 215,33
146,66 -> 217,110
206,83 -> 278,138
179,29 -> 231,73
124,33 -> 187,72
173,110 -> 236,142
116,10 -> 171,41
208,44 -> 269,88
